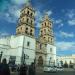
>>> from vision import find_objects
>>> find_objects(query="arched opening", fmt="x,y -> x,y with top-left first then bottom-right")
31,13 -> 33,17
38,56 -> 43,66
25,27 -> 28,34
27,11 -> 29,15
30,29 -> 33,35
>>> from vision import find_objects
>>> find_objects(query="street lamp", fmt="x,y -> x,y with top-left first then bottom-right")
0,51 -> 3,63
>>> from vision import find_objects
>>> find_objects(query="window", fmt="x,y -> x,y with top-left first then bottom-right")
51,38 -> 52,41
27,11 -> 29,15
40,44 -> 42,49
30,29 -> 33,35
21,27 -> 22,30
30,33 -> 32,35
50,48 -> 52,53
50,23 -> 51,26
27,18 -> 29,23
25,27 -> 28,34
27,41 -> 30,46
18,29 -> 19,31
41,31 -> 42,35
30,29 -> 32,32
31,20 -> 32,24
31,13 -> 33,17
9,56 -> 16,65
44,37 -> 45,39
51,38 -> 52,43
42,24 -> 43,26
23,18 -> 24,21
44,29 -> 46,33
45,22 -> 46,26
26,27 -> 28,30
45,44 -> 47,47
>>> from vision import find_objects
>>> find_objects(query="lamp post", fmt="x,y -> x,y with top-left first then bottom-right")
0,51 -> 3,63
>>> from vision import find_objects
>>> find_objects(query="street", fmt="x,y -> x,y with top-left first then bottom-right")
36,71 -> 75,75
11,71 -> 75,75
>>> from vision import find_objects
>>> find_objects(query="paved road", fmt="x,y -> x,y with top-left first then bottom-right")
11,71 -> 75,75
36,71 -> 75,75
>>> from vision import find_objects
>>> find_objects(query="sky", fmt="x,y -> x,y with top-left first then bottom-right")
0,0 -> 75,56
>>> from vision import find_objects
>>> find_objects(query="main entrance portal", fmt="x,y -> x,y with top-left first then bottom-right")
38,56 -> 43,66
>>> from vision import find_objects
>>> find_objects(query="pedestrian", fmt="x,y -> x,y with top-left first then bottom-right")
28,62 -> 36,75
0,58 -> 10,75
19,64 -> 28,75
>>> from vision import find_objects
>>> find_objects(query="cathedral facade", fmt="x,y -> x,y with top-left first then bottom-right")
0,3 -> 56,66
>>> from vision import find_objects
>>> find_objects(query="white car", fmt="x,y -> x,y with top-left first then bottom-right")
43,66 -> 57,72
56,67 -> 64,71
43,66 -> 53,72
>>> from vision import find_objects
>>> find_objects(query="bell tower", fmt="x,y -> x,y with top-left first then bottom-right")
16,1 -> 35,37
39,13 -> 54,45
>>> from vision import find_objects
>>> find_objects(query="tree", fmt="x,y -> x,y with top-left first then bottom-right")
69,61 -> 73,68
63,61 -> 68,68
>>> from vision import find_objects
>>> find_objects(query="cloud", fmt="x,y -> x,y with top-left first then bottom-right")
56,41 -> 75,51
66,9 -> 75,26
53,19 -> 64,28
47,11 -> 52,16
68,19 -> 75,25
35,10 -> 43,28
11,0 -> 29,5
55,19 -> 62,24
60,31 -> 74,38
0,5 -> 21,23
0,32 -> 10,37
66,9 -> 75,19
55,31 -> 75,38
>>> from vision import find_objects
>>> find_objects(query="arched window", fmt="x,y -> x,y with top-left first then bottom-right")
40,44 -> 42,49
18,29 -> 19,31
26,27 -> 28,30
31,13 -> 33,17
51,38 -> 52,43
21,27 -> 22,30
30,29 -> 32,32
27,11 -> 29,15
41,31 -> 42,35
44,29 -> 46,34
31,20 -> 33,24
27,18 -> 29,23
30,29 -> 33,35
45,22 -> 46,26
44,37 -> 45,39
25,27 -> 28,33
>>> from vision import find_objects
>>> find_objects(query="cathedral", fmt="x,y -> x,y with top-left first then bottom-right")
0,2 -> 56,66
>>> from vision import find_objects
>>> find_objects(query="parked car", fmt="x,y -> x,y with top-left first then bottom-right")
56,67 -> 64,71
43,66 -> 52,72
43,66 -> 57,72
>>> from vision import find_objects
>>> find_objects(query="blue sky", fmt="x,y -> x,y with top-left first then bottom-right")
0,0 -> 75,56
